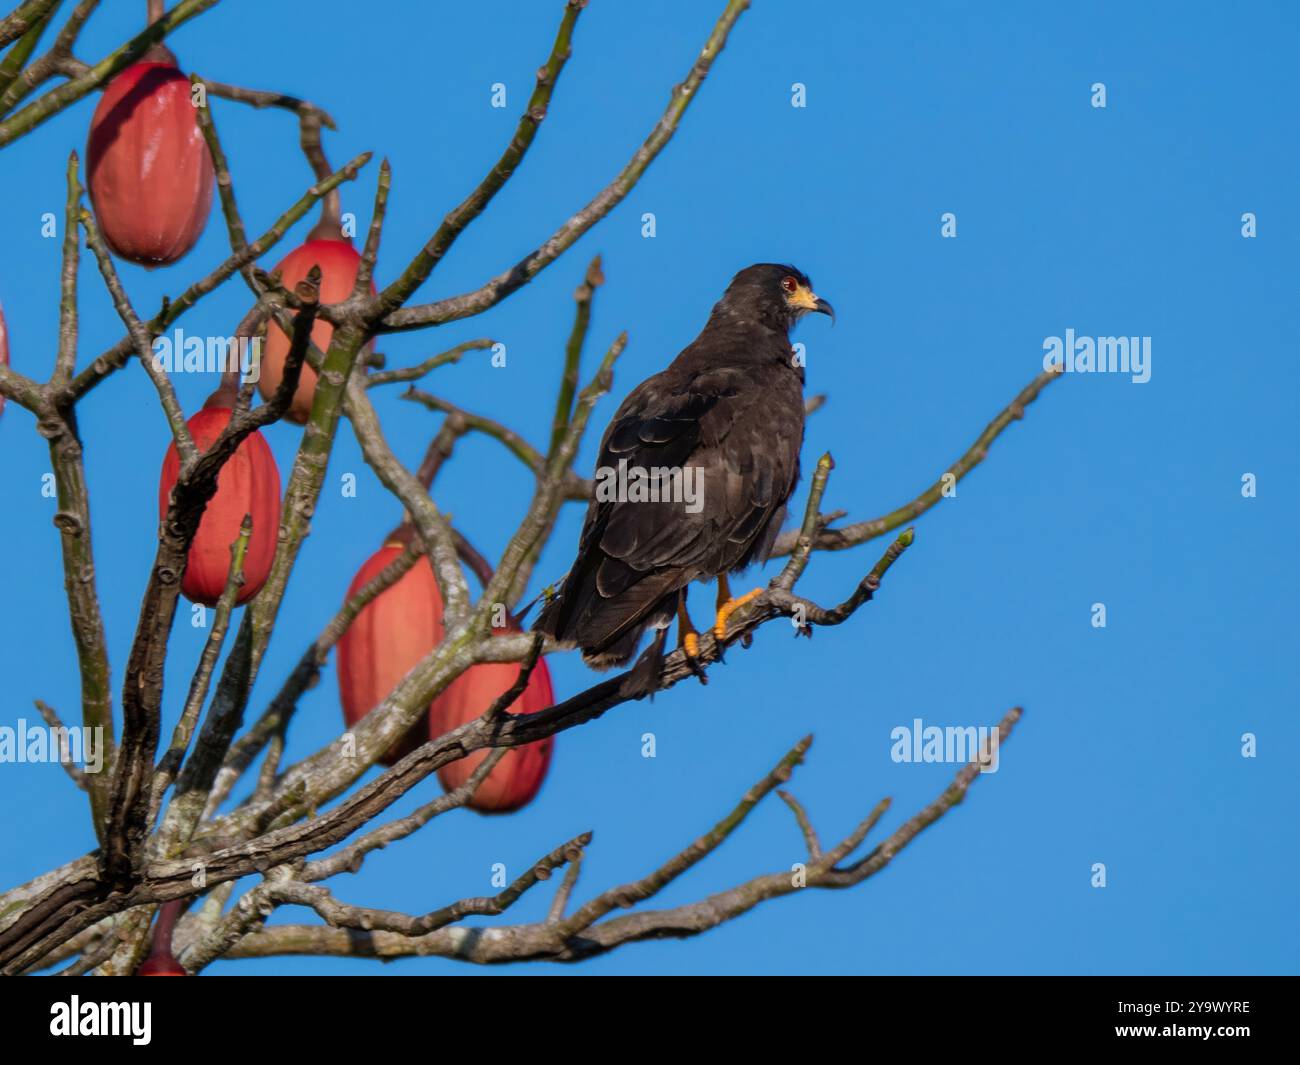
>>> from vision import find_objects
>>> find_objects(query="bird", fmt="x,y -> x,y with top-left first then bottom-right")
534,263 -> 834,682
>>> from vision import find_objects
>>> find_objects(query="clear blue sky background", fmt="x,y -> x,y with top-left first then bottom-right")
2,0 -> 1296,975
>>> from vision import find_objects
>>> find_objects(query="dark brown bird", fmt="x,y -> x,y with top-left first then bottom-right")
534,263 -> 833,675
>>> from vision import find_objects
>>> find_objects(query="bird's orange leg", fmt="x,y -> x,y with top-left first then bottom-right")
714,572 -> 762,642
676,587 -> 707,683
677,588 -> 700,659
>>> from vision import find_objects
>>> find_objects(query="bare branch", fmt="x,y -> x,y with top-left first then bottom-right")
403,387 -> 588,501
268,832 -> 589,937
0,0 -> 59,52
549,254 -> 604,453
100,280 -> 319,884
52,149 -> 80,384
204,79 -> 335,128
219,709 -> 1021,965
191,76 -> 254,287
60,150 -> 371,404
366,338 -> 494,388
487,330 -> 627,609
207,540 -> 424,814
80,206 -> 194,461
302,749 -> 509,882
547,853 -> 584,924
0,0 -> 221,147
772,367 -> 1064,558
343,375 -> 470,623
557,737 -> 809,936
374,0 -> 586,315
380,0 -> 751,331
150,518 -> 252,845
0,0 -> 90,114
776,790 -> 821,860
773,451 -> 834,591
33,700 -> 89,791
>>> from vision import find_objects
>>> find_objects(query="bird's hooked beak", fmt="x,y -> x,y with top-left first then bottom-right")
789,284 -> 836,325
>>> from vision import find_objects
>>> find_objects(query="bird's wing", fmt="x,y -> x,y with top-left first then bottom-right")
544,361 -> 803,652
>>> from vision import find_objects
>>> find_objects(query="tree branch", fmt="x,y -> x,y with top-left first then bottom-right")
219,709 -> 1020,965
402,387 -> 589,501
268,831 -> 589,937
771,366 -> 1064,558
380,0 -> 751,330
374,0 -> 586,315
150,518 -> 252,846
365,338 -> 494,388
0,0 -> 221,147
59,150 -> 371,404
32,700 -> 89,792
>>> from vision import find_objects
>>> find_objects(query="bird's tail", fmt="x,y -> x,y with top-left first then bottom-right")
579,627 -> 647,671
532,588 -> 572,645
533,573 -> 678,671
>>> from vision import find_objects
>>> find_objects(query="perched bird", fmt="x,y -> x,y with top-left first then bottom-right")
535,263 -> 833,679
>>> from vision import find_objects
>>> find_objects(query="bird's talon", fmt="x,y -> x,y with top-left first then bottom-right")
713,588 -> 763,641
681,640 -> 708,684
677,624 -> 708,682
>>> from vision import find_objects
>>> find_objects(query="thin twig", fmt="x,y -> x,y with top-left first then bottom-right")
60,150 -> 372,405
549,254 -> 603,454
218,711 -> 1021,965
366,338 -> 494,388
150,518 -> 253,844
0,0 -> 221,147
33,700 -> 89,791
268,832 -> 591,936
79,206 -> 195,463
777,790 -> 821,860
380,0 -> 752,330
374,0 -> 586,315
771,366 -> 1064,558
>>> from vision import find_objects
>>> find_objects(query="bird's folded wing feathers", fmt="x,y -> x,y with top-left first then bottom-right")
591,364 -> 799,581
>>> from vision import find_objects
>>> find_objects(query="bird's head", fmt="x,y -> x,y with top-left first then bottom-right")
714,263 -> 835,333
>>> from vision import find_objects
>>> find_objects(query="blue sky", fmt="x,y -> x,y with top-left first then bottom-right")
1,0 -> 1296,975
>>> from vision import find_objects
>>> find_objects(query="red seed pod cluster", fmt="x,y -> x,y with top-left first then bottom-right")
86,49 -> 213,267
429,623 -> 555,814
336,529 -> 555,808
158,389 -> 282,607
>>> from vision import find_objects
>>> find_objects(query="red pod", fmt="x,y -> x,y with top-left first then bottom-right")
86,54 -> 213,266
136,900 -> 187,976
158,392 -> 282,607
136,955 -> 186,976
258,235 -> 374,423
430,623 -> 555,813
337,533 -> 445,766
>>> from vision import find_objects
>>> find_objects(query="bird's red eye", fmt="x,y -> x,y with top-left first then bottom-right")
782,276 -> 798,294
